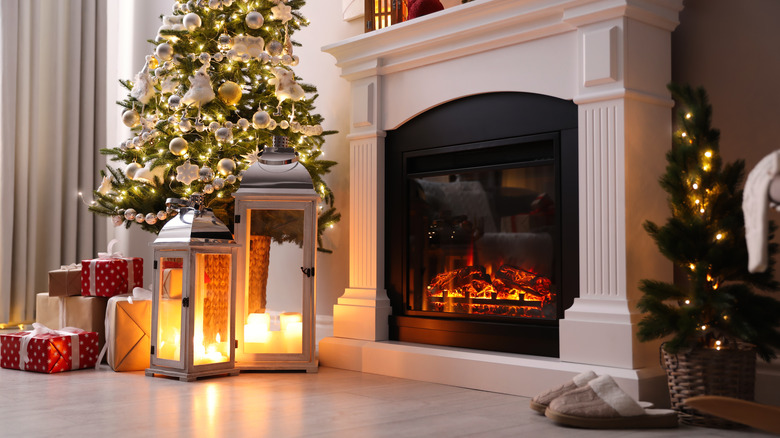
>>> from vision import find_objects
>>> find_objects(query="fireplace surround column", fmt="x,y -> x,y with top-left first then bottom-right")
332,74 -> 393,341
560,3 -> 681,369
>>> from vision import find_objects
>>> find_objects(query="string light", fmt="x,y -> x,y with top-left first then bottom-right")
704,151 -> 713,158
684,299 -> 691,305
701,325 -> 707,330
685,113 -> 692,119
692,183 -> 699,190
689,263 -> 696,271
716,233 -> 723,240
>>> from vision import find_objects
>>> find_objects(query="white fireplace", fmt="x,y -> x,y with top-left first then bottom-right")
319,0 -> 683,405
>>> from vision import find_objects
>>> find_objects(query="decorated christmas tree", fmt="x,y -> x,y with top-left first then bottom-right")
637,84 -> 780,361
89,0 -> 339,249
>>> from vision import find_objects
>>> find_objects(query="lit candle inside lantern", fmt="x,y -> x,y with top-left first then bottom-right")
281,312 -> 303,354
244,313 -> 271,343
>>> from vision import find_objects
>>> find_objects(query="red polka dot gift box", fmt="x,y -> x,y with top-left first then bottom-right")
0,323 -> 99,373
81,239 -> 143,298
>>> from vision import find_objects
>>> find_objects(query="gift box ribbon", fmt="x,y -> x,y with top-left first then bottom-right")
60,263 -> 82,271
87,239 -> 135,296
19,323 -> 83,371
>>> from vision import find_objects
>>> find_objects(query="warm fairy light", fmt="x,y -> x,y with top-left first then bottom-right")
684,300 -> 691,305
701,325 -> 707,330
681,132 -> 687,138
694,199 -> 700,205
685,113 -> 692,119
18,324 -> 24,330
692,183 -> 699,190
716,233 -> 723,240
689,263 -> 696,271
704,151 -> 713,158
329,224 -> 334,229
702,164 -> 710,171
723,315 -> 729,320
700,208 -> 705,213
715,340 -> 722,346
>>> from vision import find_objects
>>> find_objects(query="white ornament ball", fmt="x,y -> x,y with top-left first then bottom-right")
260,53 -> 271,63
194,121 -> 206,132
122,109 -> 141,128
217,158 -> 236,175
169,137 -> 189,156
199,52 -> 211,64
212,177 -> 225,190
209,0 -> 221,9
290,121 -> 301,133
125,162 -> 142,179
252,110 -> 271,129
223,0 -> 233,7
156,210 -> 168,221
145,213 -> 158,225
224,121 -> 234,130
218,34 -> 231,48
225,174 -> 237,184
135,213 -> 145,224
240,53 -> 251,62
112,215 -> 124,227
141,132 -> 151,142
124,209 -> 137,221
279,120 -> 289,129
168,94 -> 181,109
208,121 -> 221,132
199,166 -> 214,182
313,125 -> 324,135
156,43 -> 174,61
215,127 -> 233,143
268,119 -> 277,130
246,11 -> 264,29
183,12 -> 202,31
281,55 -> 292,65
213,52 -> 224,62
179,119 -> 192,132
132,136 -> 143,147
203,184 -> 215,194
237,118 -> 250,131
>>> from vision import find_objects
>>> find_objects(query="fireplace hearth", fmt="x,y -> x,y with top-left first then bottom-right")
385,92 -> 577,357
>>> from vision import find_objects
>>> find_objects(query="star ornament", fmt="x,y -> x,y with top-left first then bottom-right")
176,160 -> 200,185
242,146 -> 262,166
270,3 -> 293,23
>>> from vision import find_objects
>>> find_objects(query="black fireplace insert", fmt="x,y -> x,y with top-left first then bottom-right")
385,92 -> 578,357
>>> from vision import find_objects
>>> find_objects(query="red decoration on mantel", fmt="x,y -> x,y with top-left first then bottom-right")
408,0 -> 444,19
0,326 -> 99,373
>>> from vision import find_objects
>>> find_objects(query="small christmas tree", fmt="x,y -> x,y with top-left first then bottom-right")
89,0 -> 339,250
638,83 -> 780,361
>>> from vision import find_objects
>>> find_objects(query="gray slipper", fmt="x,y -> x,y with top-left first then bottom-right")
545,375 -> 678,429
530,370 -> 598,413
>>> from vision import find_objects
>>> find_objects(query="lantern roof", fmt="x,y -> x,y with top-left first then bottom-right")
153,207 -> 236,246
237,141 -> 315,193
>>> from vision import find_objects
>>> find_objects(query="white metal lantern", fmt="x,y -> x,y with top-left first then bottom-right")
146,195 -> 240,381
233,136 -> 319,371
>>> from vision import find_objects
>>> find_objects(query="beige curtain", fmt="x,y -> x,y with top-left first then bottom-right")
0,0 -> 106,325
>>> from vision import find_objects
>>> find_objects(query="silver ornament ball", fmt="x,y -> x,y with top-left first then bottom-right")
246,11 -> 264,29
168,94 -> 181,109
279,120 -> 290,129
194,121 -> 206,132
156,43 -> 174,61
203,184 -> 215,194
267,40 -> 283,57
215,127 -> 233,143
237,118 -> 250,131
212,177 -> 225,190
225,174 -> 237,184
252,110 -> 271,129
157,210 -> 168,221
124,209 -> 137,221
183,12 -> 202,31
145,213 -> 158,225
135,213 -> 145,224
179,119 -> 192,132
199,166 -> 214,182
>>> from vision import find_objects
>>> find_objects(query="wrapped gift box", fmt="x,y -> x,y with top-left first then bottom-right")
162,267 -> 183,299
81,256 -> 143,298
48,264 -> 82,297
0,325 -> 99,373
35,293 -> 108,350
105,294 -> 152,371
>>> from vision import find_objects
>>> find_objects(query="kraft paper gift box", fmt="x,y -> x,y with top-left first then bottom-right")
0,324 -> 99,373
48,264 -> 82,297
104,292 -> 152,371
35,292 -> 108,350
162,267 -> 183,299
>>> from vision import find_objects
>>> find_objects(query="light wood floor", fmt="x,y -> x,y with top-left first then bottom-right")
0,366 -> 774,437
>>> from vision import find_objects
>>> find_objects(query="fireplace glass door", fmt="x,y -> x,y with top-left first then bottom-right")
407,145 -> 558,322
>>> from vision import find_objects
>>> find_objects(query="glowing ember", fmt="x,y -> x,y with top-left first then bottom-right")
425,264 -> 555,318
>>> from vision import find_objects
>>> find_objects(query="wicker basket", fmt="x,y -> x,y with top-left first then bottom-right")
661,343 -> 756,428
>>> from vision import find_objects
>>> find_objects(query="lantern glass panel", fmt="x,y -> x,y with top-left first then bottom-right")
243,208 -> 304,354
157,256 -> 184,362
193,252 -> 232,365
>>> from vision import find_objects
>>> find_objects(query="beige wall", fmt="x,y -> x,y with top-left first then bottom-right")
673,0 -> 780,175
